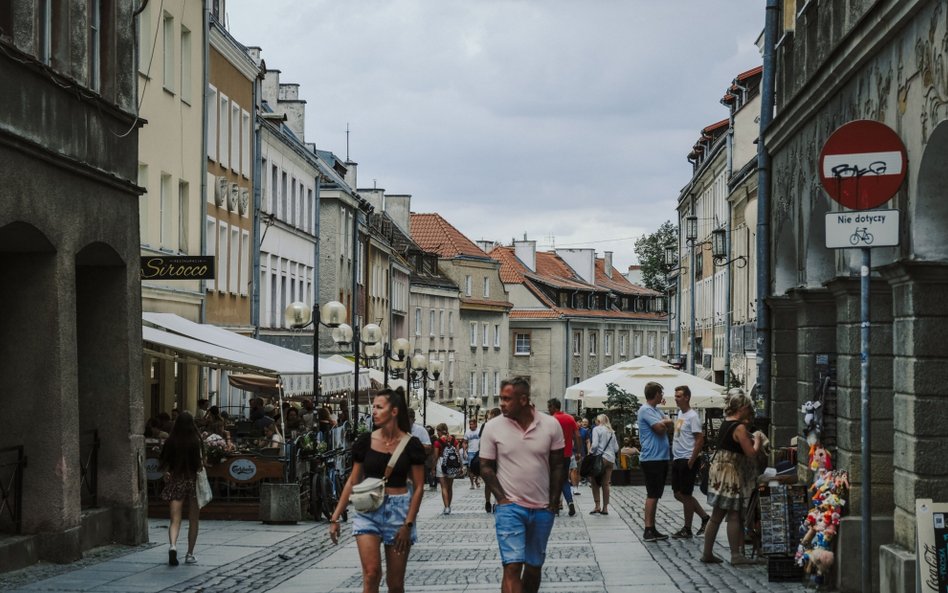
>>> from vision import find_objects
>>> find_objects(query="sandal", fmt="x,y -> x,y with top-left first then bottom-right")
700,554 -> 723,564
589,509 -> 601,515
730,555 -> 765,566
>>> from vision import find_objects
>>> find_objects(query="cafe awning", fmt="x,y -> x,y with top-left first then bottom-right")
142,313 -> 363,395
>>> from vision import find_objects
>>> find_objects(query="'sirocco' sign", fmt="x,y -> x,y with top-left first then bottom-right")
140,255 -> 215,280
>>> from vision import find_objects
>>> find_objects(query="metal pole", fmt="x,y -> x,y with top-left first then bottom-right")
422,374 -> 428,426
724,221 -> 732,387
353,328 -> 360,437
383,343 -> 390,389
860,247 -> 871,593
313,305 -> 319,408
689,229 -> 697,376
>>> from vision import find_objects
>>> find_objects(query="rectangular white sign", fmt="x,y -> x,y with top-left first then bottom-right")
822,151 -> 904,178
825,209 -> 900,248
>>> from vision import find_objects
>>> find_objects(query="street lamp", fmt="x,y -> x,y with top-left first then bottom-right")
362,337 -> 410,389
455,396 -> 481,429
406,353 -> 442,426
686,213 -> 698,376
664,244 -> 682,365
711,227 -> 747,268
330,318 -> 382,432
284,300 -> 346,407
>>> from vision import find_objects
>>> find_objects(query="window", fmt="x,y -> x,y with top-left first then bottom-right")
648,334 -> 657,356
662,334 -> 669,356
604,332 -> 612,356
483,277 -> 490,298
230,103 -> 240,172
159,173 -> 172,247
206,87 -> 217,161
465,275 -> 472,296
205,217 -> 216,290
494,372 -> 500,395
240,231 -> 249,296
230,227 -> 239,294
514,333 -> 531,356
448,312 -> 454,336
217,222 -> 228,292
634,333 -> 643,356
589,331 -> 598,356
306,189 -> 314,233
619,333 -> 628,356
470,372 -> 477,397
439,310 -> 445,336
162,12 -> 174,91
180,26 -> 191,102
270,165 -> 278,213
241,110 -> 251,176
219,94 -> 229,168
482,322 -> 489,347
494,324 -> 500,347
414,308 -> 421,336
281,172 -> 287,220
470,322 -> 477,347
88,0 -> 101,92
137,2 -> 150,73
289,176 -> 296,226
572,331 -> 581,356
573,376 -> 581,385
429,310 -> 435,336
483,371 -> 489,396
138,164 -> 148,242
178,181 -> 189,253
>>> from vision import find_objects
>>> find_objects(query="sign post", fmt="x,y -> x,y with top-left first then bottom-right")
820,120 -> 907,593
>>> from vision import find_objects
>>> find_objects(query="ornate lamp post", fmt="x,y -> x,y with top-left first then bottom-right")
455,396 -> 481,428
330,320 -> 382,433
284,300 -> 346,407
406,353 -> 442,426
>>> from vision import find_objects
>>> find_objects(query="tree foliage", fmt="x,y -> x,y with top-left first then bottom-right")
604,382 -> 641,440
633,220 -> 678,292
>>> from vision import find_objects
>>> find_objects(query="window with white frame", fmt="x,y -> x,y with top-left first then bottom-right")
205,217 -> 216,290
483,277 -> 489,298
648,333 -> 657,356
589,331 -> 598,356
240,231 -> 249,295
494,324 -> 500,347
217,221 -> 228,292
178,181 -> 189,253
219,94 -> 229,168
241,110 -> 250,177
206,86 -> 217,161
619,333 -> 628,356
604,332 -> 612,356
230,103 -> 239,173
634,333 -> 643,356
429,310 -> 435,336
662,334 -> 669,356
448,311 -> 454,335
289,176 -> 296,227
439,310 -> 445,336
514,332 -> 531,355
483,371 -> 489,396
465,275 -> 472,296
230,227 -> 239,294
470,372 -> 476,397
162,12 -> 174,91
415,308 -> 421,336
482,322 -> 489,347
180,26 -> 191,102
470,322 -> 477,347
572,331 -> 581,356
159,173 -> 171,247
494,372 -> 500,395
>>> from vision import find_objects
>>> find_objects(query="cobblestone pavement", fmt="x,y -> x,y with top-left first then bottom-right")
0,483 -> 810,593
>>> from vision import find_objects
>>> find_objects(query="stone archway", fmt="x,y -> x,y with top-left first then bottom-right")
913,120 -> 948,259
75,243 -> 128,512
0,222 -> 58,536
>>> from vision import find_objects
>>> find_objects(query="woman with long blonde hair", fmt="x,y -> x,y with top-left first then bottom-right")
588,414 -> 619,515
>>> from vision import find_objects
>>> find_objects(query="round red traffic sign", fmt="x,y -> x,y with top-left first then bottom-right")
818,120 -> 907,210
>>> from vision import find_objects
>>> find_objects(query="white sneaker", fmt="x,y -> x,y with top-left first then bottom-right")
184,554 -> 197,564
443,507 -> 451,515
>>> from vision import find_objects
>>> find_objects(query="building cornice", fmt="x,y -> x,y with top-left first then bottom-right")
209,25 -> 260,82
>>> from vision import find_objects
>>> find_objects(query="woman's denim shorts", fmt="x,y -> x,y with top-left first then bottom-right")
351,492 -> 417,545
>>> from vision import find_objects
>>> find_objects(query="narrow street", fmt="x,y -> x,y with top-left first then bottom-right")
0,484 -> 808,593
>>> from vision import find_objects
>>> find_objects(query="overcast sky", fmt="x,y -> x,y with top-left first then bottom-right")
227,1 -> 763,271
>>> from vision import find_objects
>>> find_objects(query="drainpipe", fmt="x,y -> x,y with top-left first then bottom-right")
251,75 -> 262,338
689,198 -> 697,376
313,173 -> 321,401
724,97 -> 735,388
199,1 -> 209,325
565,318 -> 572,412
756,0 -> 779,417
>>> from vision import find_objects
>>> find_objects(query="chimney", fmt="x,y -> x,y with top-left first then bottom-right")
513,240 -> 536,272
604,251 -> 613,278
476,240 -> 498,253
277,83 -> 306,142
358,188 -> 384,212
555,248 -> 596,284
384,195 -> 411,235
344,161 -> 358,189
261,69 -> 281,107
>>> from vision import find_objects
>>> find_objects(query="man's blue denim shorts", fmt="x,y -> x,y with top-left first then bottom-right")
494,503 -> 555,567
351,493 -> 417,545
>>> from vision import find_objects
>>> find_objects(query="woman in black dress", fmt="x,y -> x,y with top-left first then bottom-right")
159,411 -> 204,566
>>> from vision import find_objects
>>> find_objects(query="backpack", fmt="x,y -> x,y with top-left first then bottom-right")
440,438 -> 463,478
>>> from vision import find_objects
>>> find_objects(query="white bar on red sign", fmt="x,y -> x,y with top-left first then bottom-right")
822,151 -> 904,178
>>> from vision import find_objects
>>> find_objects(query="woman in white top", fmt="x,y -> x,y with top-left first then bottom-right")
589,414 -> 620,515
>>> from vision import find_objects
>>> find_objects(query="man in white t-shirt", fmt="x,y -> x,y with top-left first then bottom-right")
670,385 -> 711,539
464,418 -> 481,489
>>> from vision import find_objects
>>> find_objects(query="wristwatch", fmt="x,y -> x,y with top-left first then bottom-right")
404,521 -> 414,528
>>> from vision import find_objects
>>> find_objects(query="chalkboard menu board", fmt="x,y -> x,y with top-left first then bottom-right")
917,499 -> 948,593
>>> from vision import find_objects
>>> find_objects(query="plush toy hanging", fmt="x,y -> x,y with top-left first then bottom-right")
795,443 -> 849,583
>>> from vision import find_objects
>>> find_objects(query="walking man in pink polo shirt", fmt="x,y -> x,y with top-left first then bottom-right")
480,377 -> 565,593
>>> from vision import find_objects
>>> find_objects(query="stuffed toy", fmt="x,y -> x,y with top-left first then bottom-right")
801,400 -> 823,444
797,442 -> 849,581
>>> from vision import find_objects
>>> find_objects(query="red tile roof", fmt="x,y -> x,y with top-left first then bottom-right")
459,297 -> 514,310
594,260 -> 660,296
409,213 -> 489,259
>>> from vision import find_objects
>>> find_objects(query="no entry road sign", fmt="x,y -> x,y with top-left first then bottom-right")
818,120 -> 907,210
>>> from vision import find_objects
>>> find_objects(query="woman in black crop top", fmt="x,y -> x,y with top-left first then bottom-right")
700,388 -> 764,566
328,388 -> 425,593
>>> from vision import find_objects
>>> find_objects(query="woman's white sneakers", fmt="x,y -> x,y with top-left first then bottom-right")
184,554 -> 197,564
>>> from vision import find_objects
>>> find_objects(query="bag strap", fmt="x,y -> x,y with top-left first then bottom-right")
383,435 -> 412,481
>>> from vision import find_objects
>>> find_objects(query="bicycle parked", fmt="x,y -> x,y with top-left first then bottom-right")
296,432 -> 351,522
